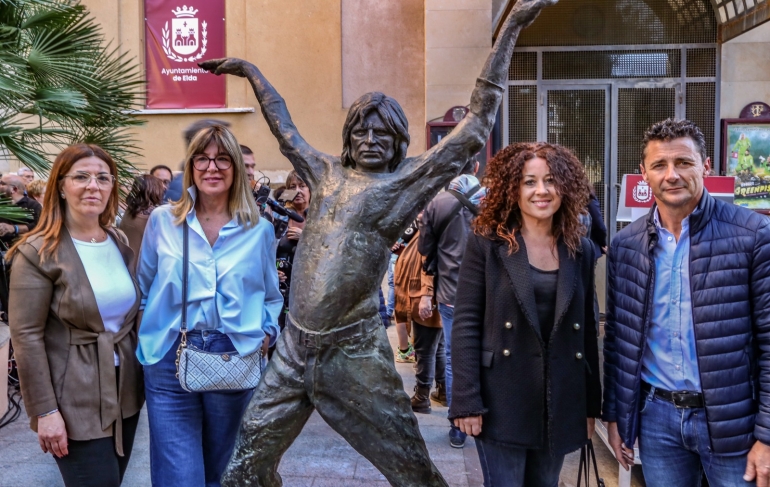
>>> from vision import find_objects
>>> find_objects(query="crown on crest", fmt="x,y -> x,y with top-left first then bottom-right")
171,5 -> 198,18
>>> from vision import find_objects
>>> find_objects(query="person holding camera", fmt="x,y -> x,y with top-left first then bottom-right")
276,170 -> 310,330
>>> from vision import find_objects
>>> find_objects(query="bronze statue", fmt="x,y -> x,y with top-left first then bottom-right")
200,1 -> 555,485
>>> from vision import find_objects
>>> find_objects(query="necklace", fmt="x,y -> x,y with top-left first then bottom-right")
90,231 -> 106,243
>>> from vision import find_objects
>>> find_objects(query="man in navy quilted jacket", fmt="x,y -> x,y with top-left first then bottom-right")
603,118 -> 770,486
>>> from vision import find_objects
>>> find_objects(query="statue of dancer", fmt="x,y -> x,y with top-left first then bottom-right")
200,1 -> 555,485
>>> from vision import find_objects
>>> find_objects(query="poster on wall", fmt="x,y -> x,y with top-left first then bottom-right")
144,1 -> 225,109
722,119 -> 770,210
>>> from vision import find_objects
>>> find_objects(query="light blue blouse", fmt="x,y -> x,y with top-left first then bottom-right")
136,191 -> 283,366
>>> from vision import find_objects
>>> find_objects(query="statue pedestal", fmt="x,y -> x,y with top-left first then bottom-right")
0,323 -> 9,416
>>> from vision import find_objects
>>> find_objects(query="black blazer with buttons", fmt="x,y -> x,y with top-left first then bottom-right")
449,232 -> 601,455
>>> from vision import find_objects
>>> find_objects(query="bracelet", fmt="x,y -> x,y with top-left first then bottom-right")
13,225 -> 18,235
38,408 -> 58,418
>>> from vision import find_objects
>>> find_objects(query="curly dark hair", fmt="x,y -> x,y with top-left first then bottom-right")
641,118 -> 707,165
474,142 -> 590,257
126,174 -> 165,218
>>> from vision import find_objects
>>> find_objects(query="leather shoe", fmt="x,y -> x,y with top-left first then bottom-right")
411,385 -> 431,414
430,382 -> 447,407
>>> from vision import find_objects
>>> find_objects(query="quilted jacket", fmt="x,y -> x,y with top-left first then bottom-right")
602,190 -> 770,454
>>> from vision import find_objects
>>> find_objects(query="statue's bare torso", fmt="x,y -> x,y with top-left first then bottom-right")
290,168 -> 405,330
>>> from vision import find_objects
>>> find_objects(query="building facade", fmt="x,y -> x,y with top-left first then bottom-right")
10,1 -> 767,186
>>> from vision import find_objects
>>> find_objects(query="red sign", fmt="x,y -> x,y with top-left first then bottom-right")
624,175 -> 736,208
144,1 -> 225,108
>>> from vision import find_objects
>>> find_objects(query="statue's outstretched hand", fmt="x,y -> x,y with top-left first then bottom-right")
199,58 -> 252,78
508,0 -> 558,28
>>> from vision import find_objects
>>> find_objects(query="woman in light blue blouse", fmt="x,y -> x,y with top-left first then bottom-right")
136,125 -> 282,487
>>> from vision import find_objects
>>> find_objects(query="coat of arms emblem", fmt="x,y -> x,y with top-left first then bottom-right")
632,180 -> 652,203
162,5 -> 207,62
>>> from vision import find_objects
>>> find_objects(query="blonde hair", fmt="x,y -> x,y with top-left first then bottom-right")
26,179 -> 46,199
171,125 -> 259,227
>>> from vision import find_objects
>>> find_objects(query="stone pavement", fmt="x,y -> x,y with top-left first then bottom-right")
0,325 -> 645,486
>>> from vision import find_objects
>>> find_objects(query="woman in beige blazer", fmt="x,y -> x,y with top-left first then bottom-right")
8,144 -> 143,487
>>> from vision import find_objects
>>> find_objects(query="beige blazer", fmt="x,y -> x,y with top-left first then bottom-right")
9,227 -> 143,456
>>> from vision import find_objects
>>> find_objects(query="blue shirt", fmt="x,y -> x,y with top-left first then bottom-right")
136,191 -> 283,366
641,210 -> 701,392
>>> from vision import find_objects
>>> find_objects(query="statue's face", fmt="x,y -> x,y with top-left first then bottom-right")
349,111 -> 396,173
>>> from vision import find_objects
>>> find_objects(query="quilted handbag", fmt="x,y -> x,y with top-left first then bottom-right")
174,221 -> 262,392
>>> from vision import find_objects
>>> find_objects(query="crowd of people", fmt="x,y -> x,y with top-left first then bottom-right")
4,116 -> 770,487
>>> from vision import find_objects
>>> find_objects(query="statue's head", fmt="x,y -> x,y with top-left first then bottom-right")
341,92 -> 410,173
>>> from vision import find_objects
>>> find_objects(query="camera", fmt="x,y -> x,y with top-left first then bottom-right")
276,257 -> 292,297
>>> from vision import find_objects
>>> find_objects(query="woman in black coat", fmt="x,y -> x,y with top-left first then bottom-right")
450,142 -> 602,487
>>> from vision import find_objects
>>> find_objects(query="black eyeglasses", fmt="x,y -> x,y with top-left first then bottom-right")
191,154 -> 233,171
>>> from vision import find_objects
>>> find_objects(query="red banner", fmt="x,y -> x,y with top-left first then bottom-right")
144,1 -> 225,108
624,174 -> 736,208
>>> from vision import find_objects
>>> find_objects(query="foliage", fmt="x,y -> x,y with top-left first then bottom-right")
0,0 -> 144,218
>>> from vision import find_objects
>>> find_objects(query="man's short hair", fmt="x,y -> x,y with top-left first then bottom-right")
340,92 -> 410,172
17,167 -> 33,176
240,145 -> 253,156
150,165 -> 174,180
3,175 -> 26,193
183,119 -> 231,146
641,118 -> 708,164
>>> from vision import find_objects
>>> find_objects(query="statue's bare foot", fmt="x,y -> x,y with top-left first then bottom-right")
199,58 -> 251,78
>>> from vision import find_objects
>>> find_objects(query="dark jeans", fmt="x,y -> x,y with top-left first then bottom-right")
475,438 -> 565,487
221,315 -> 448,487
639,391 -> 753,487
54,412 -> 140,487
144,330 -> 255,487
412,321 -> 446,388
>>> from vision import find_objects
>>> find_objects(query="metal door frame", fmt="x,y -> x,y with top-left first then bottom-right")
539,84 -> 612,233
609,80 -> 682,238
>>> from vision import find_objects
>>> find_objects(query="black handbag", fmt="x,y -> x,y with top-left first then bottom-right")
577,439 -> 606,487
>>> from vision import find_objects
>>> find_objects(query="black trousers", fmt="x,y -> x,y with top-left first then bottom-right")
412,321 -> 446,388
54,412 -> 140,487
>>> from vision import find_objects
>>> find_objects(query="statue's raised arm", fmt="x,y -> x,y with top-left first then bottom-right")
397,0 -> 557,184
199,58 -> 328,190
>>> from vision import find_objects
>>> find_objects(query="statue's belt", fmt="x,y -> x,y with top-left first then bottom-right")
287,313 -> 381,348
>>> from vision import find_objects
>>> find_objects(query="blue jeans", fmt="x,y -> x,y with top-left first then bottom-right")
387,253 -> 397,317
475,438 -> 564,487
144,331 -> 255,487
439,303 -> 455,418
638,391 -> 754,487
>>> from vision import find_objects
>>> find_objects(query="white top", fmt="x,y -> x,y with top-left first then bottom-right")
72,237 -> 137,366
